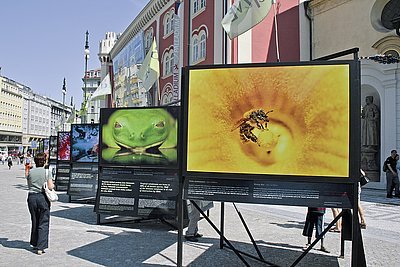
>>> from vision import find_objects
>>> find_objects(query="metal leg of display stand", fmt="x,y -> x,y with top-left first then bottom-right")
232,203 -> 265,261
190,200 -> 251,267
220,202 -> 224,249
177,192 -> 183,267
96,213 -> 101,225
290,211 -> 343,267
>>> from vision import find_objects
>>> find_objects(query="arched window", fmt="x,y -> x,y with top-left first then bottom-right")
169,14 -> 174,33
164,54 -> 170,76
165,16 -> 171,36
169,51 -> 174,74
193,38 -> 199,63
145,29 -> 153,51
200,34 -> 206,59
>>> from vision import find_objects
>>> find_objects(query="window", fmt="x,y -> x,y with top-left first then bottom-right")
169,52 -> 174,74
165,16 -> 171,36
200,34 -> 206,59
200,0 -> 206,9
193,39 -> 199,62
193,0 -> 199,14
164,54 -> 170,76
145,29 -> 153,51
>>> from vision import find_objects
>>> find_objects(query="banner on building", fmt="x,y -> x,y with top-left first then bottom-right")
222,0 -> 273,39
137,38 -> 160,92
90,74 -> 111,101
171,12 -> 181,104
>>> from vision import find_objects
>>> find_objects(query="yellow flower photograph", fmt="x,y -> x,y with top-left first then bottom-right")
186,64 -> 350,177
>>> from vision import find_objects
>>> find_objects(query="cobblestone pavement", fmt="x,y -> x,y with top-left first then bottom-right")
0,163 -> 399,266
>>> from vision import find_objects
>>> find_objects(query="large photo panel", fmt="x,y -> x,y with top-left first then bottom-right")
99,107 -> 179,169
184,62 -> 359,179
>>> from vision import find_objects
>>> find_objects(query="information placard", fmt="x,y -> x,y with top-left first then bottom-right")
68,163 -> 98,197
95,168 -> 178,217
184,177 -> 354,208
55,162 -> 71,191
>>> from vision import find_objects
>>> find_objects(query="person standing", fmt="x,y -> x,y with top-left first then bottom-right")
184,200 -> 203,242
7,155 -> 13,170
302,207 -> 329,253
384,150 -> 399,198
26,152 -> 55,255
25,152 -> 32,177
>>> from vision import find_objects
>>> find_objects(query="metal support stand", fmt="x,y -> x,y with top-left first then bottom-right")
232,203 -> 265,261
219,202 -> 225,249
190,200 -> 251,266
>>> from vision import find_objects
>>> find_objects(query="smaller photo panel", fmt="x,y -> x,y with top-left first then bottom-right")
71,124 -> 100,163
57,132 -> 71,161
49,136 -> 58,160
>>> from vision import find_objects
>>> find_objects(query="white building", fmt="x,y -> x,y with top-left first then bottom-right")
308,0 -> 400,189
19,86 -> 52,149
82,69 -> 102,123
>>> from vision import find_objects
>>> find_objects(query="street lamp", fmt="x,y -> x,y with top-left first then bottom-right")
62,78 -> 66,131
83,30 -> 90,123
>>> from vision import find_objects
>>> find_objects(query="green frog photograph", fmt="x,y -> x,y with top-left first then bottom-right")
100,107 -> 179,168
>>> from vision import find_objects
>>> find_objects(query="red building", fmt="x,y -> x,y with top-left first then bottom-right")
108,0 -> 310,106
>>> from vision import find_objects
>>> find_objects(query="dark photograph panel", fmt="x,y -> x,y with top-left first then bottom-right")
71,124 -> 99,163
49,136 -> 58,160
100,107 -> 179,168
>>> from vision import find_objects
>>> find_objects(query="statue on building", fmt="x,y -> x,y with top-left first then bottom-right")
361,95 -> 379,149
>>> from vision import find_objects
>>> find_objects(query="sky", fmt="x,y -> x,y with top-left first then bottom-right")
0,0 -> 150,106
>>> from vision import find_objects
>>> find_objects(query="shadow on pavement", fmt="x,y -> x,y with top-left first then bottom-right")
67,229 -> 178,266
66,229 -> 342,267
0,238 -> 33,253
270,220 -> 304,230
51,205 -> 97,225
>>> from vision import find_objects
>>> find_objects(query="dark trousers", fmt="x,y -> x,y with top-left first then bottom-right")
303,212 -> 324,238
386,172 -> 400,196
27,192 -> 50,250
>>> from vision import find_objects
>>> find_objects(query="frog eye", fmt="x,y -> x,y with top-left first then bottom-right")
155,121 -> 165,128
114,121 -> 122,129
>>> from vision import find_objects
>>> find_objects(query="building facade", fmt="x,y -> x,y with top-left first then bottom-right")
19,86 -> 52,149
82,68 -> 102,123
0,76 -> 23,153
0,75 -> 73,152
108,0 -> 309,107
47,97 -> 73,136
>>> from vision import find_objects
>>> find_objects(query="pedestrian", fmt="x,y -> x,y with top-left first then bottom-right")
359,169 -> 368,229
25,153 -> 32,177
19,152 -> 24,165
184,200 -> 203,242
26,152 -> 55,255
7,155 -> 13,170
302,207 -> 329,253
329,208 -> 341,233
384,150 -> 399,198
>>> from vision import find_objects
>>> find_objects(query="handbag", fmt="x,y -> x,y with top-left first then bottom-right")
43,170 -> 58,202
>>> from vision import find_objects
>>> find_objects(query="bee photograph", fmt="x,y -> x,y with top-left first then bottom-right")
186,64 -> 350,177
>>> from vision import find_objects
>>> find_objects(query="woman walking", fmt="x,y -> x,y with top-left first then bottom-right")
26,152 -> 54,255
